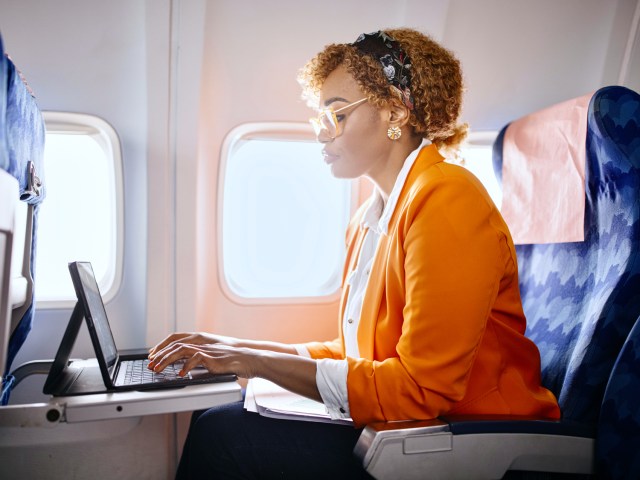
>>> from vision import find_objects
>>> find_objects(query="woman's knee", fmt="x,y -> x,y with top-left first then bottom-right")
190,401 -> 247,451
181,402 -> 254,479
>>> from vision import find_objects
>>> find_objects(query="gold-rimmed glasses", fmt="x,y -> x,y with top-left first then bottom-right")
309,97 -> 368,140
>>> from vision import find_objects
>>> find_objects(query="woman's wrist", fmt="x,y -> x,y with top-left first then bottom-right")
251,350 -> 321,402
236,339 -> 298,355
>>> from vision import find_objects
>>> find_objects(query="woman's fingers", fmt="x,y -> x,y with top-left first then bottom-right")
148,332 -> 192,357
148,332 -> 226,359
148,342 -> 202,372
178,351 -> 214,376
149,333 -> 207,360
150,343 -> 255,378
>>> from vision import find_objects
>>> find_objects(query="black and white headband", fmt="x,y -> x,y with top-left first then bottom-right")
351,30 -> 414,110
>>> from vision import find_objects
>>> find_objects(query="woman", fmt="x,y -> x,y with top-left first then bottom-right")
149,28 -> 560,478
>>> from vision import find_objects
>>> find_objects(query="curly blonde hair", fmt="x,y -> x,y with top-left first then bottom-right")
298,28 -> 467,151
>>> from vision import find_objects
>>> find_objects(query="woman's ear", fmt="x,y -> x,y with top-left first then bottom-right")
388,97 -> 411,128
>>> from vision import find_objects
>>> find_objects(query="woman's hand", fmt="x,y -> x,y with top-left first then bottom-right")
149,332 -> 299,363
148,338 -> 322,402
149,342 -> 261,379
148,332 -> 238,360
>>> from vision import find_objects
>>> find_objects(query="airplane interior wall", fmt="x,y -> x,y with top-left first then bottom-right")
194,0 -> 640,349
0,0 -> 638,478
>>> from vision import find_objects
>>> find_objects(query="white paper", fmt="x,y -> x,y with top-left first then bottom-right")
245,378 -> 353,425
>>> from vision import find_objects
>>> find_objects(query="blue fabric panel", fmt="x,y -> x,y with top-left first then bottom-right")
1,52 -> 46,202
551,86 -> 640,421
493,86 -> 640,424
0,36 -> 8,171
444,415 -> 596,438
597,315 -> 640,479
491,125 -> 507,187
0,35 -> 46,404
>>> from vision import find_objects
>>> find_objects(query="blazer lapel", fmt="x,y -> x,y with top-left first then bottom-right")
339,224 -> 368,327
357,233 -> 392,358
355,145 -> 445,359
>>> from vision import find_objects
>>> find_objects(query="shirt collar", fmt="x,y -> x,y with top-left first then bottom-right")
361,143 -> 424,235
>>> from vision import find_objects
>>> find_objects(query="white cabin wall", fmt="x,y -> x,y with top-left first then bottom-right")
5,0 -> 632,360
602,0 -> 640,90
620,0 -> 640,90
0,1 -> 638,478
189,0 -> 454,344
0,0 -> 637,375
0,0 -> 148,375
0,2 -> 177,479
186,0 -> 640,344
442,0 -> 638,130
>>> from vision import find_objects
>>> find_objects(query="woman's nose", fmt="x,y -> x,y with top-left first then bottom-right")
315,128 -> 333,144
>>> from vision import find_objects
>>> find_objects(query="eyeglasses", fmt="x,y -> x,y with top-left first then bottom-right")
309,97 -> 368,140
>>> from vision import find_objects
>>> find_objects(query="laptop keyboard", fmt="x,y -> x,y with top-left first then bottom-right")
119,359 -> 189,385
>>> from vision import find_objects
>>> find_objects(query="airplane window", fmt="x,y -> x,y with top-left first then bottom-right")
459,131 -> 502,208
220,124 -> 352,301
35,112 -> 123,307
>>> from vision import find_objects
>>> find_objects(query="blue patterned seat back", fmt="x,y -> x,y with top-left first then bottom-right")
597,313 -> 640,478
0,34 -> 46,404
0,37 -> 45,195
492,86 -> 640,423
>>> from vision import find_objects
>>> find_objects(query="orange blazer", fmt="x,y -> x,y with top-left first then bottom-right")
304,144 -> 560,427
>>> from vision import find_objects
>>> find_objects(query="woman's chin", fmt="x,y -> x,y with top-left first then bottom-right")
329,164 -> 358,180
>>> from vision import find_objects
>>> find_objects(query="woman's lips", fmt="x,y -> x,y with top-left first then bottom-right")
322,150 -> 339,164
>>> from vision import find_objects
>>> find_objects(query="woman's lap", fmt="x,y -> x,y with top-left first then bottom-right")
177,400 -> 373,479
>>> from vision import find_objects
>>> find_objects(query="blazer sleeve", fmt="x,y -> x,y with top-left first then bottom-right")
346,167 -> 509,426
304,339 -> 344,359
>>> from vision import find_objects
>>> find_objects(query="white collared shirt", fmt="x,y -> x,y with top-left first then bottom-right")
296,145 -> 422,419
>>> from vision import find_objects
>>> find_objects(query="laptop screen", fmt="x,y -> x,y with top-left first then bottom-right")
69,262 -> 118,372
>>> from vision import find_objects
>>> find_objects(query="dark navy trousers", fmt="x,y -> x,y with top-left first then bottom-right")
175,399 -> 373,479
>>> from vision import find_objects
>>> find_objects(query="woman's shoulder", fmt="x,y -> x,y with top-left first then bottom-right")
410,151 -> 493,205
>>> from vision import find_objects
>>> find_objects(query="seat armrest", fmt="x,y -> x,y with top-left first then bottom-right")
441,414 -> 596,437
354,419 -> 450,469
354,416 -> 595,479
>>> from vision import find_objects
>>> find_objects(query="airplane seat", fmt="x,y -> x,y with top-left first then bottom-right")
0,33 -> 46,406
497,85 -> 640,478
504,86 -> 640,424
353,85 -> 640,479
589,87 -> 640,479
597,313 -> 640,478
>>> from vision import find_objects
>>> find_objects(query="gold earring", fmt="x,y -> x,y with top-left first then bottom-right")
387,126 -> 402,140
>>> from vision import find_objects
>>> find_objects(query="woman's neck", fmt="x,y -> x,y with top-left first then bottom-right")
369,136 -> 422,200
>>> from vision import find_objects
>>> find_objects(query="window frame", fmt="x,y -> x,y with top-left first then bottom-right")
37,111 -> 124,309
217,122 -> 357,306
459,130 -> 501,207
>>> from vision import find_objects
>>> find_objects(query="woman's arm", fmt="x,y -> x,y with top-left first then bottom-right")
148,342 -> 322,402
148,332 -> 298,358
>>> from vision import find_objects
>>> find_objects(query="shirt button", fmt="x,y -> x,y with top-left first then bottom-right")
339,407 -> 346,413
347,318 -> 354,324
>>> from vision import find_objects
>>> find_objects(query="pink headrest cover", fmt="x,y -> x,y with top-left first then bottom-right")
501,92 -> 592,244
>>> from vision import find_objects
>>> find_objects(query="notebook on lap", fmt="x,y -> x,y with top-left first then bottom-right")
43,261 -> 236,396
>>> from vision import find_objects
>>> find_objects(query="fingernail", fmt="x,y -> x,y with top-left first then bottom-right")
147,361 -> 155,369
179,369 -> 186,377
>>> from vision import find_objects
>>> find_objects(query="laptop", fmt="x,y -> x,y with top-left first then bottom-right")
43,261 -> 236,396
